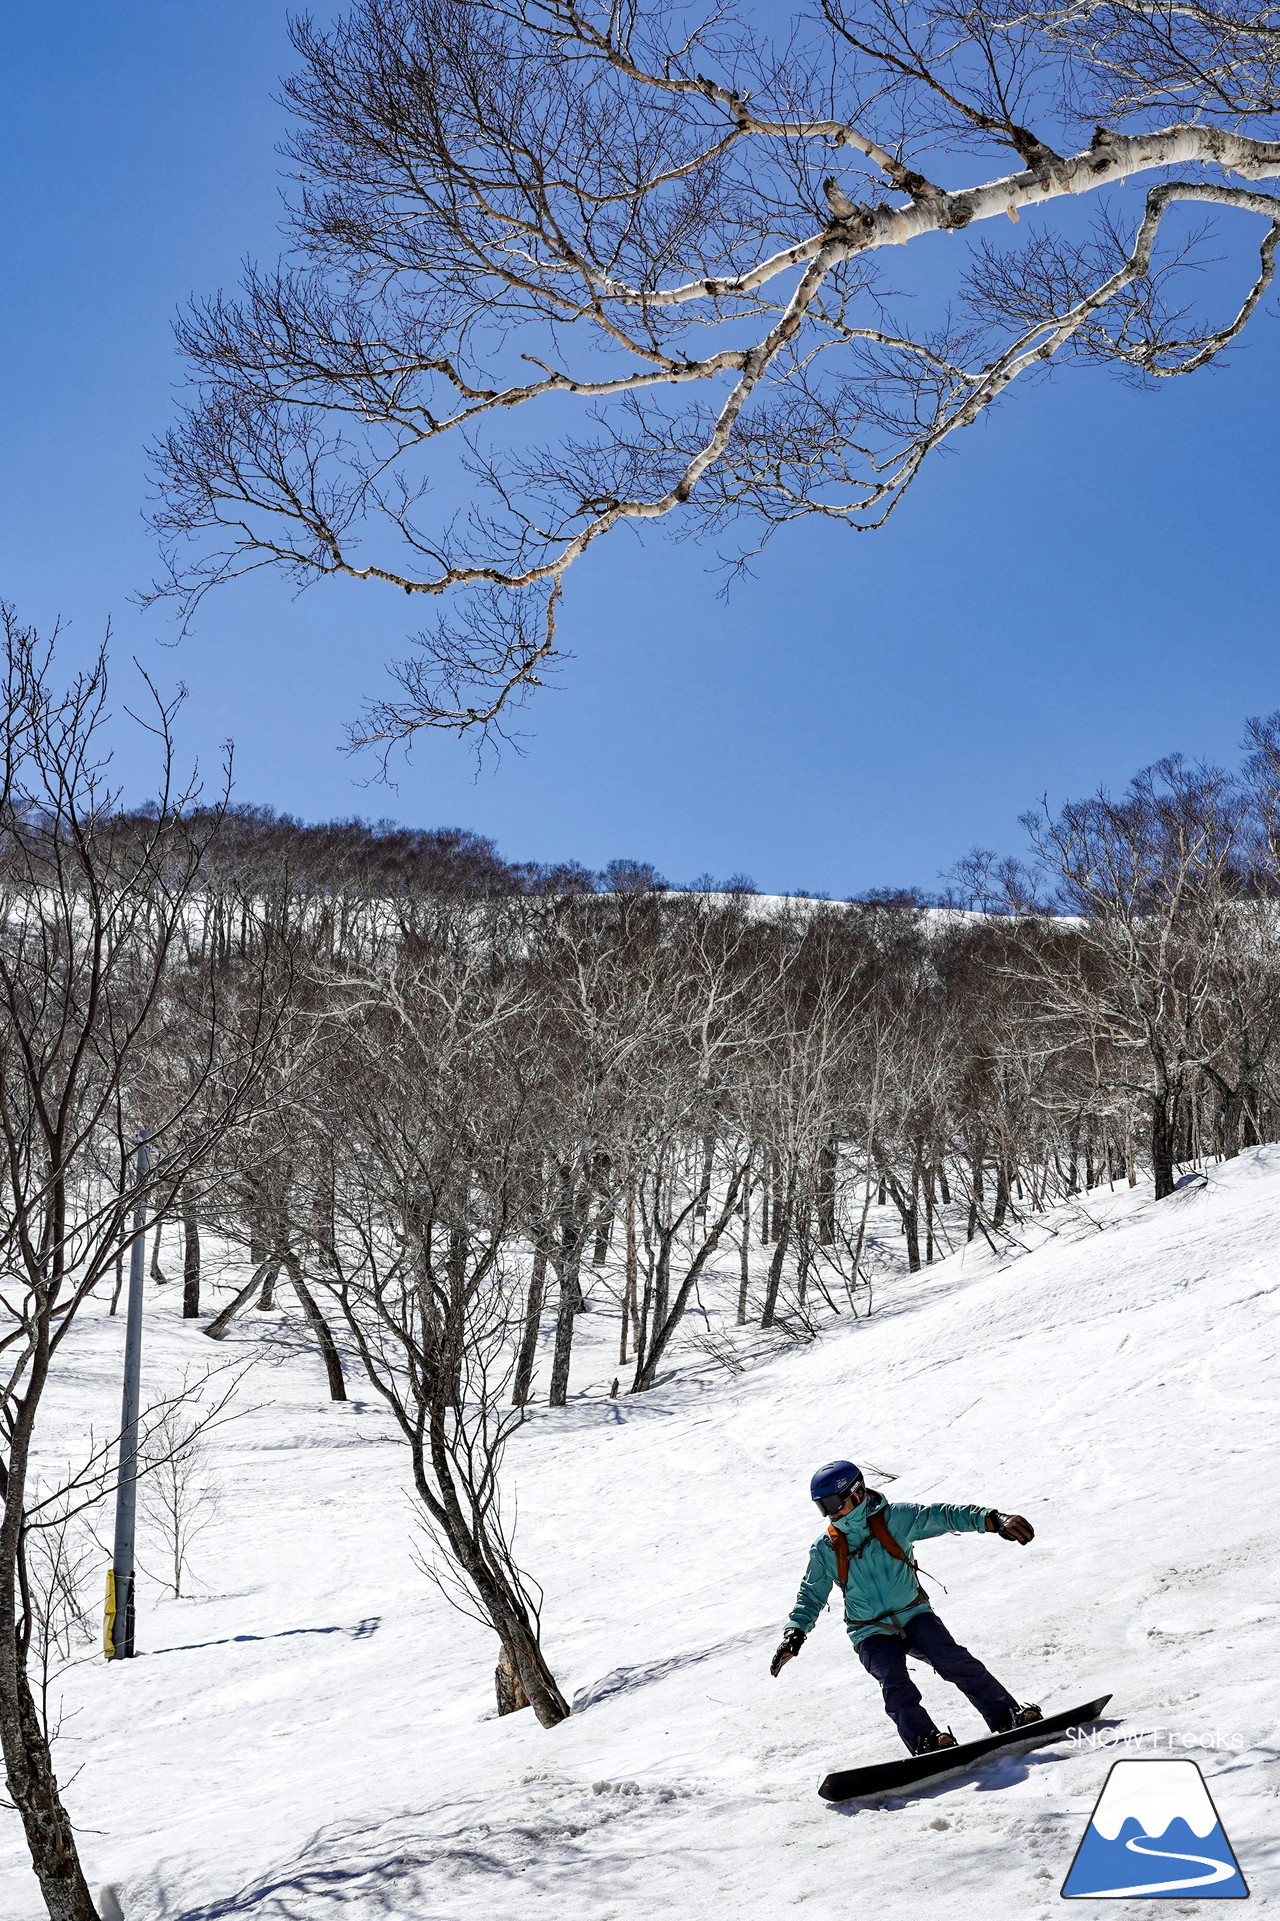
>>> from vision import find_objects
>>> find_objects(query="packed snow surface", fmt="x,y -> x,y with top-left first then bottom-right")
4,1151 -> 1279,1920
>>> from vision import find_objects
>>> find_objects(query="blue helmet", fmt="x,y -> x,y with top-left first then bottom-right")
810,1459 -> 866,1516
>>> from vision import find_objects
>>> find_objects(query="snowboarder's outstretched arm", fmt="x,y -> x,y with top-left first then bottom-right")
771,1538 -> 835,1676
892,1501 -> 1035,1546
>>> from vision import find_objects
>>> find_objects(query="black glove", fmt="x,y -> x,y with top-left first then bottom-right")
770,1627 -> 806,1676
987,1510 -> 1034,1545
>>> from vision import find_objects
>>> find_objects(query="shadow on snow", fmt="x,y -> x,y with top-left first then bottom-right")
142,1619 -> 382,1657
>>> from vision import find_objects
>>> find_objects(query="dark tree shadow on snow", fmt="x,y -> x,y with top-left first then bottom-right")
143,1618 -> 381,1657
572,1624 -> 771,1711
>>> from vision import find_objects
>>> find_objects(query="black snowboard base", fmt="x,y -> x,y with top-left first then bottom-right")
818,1694 -> 1113,1802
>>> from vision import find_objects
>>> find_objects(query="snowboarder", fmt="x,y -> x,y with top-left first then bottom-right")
771,1460 -> 1043,1756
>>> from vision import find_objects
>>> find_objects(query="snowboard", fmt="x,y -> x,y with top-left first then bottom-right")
818,1694 -> 1112,1802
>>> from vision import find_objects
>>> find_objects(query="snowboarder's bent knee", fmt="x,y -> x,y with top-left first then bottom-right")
769,1459 -> 1043,1755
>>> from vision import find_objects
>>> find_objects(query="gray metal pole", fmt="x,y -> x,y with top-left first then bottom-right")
107,1135 -> 149,1660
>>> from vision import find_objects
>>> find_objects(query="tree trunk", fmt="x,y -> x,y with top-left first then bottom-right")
109,1243 -> 125,1315
283,1255 -> 348,1401
884,1168 -> 920,1273
761,1210 -> 792,1325
966,1149 -> 984,1241
695,1130 -> 715,1219
760,1165 -> 795,1327
0,1325 -> 98,1920
1217,1080 -> 1257,1159
923,1162 -> 935,1265
548,1251 -> 581,1408
1151,1091 -> 1178,1200
496,1608 -> 569,1728
632,1268 -> 653,1381
513,1248 -> 547,1405
0,1655 -> 98,1921
651,1231 -> 671,1336
621,1191 -> 637,1365
737,1172 -> 751,1326
204,1258 -> 276,1339
495,1646 -> 530,1715
993,1159 -> 1010,1229
846,1154 -> 876,1313
816,1138 -> 837,1245
181,1191 -> 201,1318
149,1220 -> 168,1284
771,1153 -> 785,1243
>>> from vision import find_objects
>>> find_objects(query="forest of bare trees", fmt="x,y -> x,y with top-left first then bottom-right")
5,605 -> 1280,1913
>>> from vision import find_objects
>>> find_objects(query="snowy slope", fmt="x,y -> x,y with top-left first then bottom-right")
4,1151 -> 1279,1920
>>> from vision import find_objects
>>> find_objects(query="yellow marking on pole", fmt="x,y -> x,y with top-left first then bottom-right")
104,1568 -> 117,1660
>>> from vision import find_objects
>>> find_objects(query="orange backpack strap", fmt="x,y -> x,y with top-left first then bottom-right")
829,1510 -> 915,1584
868,1510 -> 908,1564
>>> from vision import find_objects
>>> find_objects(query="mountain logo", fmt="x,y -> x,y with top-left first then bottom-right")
1061,1758 -> 1248,1899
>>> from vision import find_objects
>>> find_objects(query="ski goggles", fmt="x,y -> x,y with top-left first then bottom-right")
814,1482 -> 865,1517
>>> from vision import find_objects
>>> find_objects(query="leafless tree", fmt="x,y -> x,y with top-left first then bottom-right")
303,901 -> 573,1725
0,608 -> 280,1921
152,0 -> 1280,745
139,1404 -> 222,1600
511,892 -> 688,1406
20,1508 -> 97,1752
1012,757 -> 1255,1196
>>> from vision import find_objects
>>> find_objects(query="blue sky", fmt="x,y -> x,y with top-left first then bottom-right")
3,3 -> 1278,894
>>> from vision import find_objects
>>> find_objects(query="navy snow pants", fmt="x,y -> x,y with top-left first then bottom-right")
855,1610 -> 1018,1752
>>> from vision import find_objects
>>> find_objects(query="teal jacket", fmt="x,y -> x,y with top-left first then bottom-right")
787,1490 -> 992,1646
